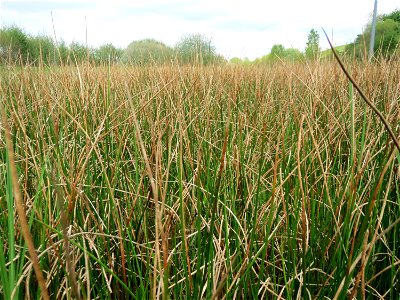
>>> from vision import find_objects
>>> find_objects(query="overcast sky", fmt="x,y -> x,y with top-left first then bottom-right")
0,0 -> 399,60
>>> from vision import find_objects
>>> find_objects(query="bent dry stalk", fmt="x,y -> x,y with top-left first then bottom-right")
322,28 -> 400,153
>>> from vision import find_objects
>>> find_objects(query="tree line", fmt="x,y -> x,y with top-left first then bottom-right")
0,28 -> 224,66
1,9 -> 398,66
346,9 -> 400,58
232,9 -> 400,65
230,28 -> 321,65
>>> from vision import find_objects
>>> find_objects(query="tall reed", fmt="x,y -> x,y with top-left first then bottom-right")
0,59 -> 399,299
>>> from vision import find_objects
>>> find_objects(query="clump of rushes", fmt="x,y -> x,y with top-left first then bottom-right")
0,57 -> 399,299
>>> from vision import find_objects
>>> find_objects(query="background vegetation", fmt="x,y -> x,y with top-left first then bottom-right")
346,9 -> 400,58
0,27 -> 225,66
1,9 -> 399,66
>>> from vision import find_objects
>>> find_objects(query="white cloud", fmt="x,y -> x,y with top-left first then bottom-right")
1,0 -> 399,59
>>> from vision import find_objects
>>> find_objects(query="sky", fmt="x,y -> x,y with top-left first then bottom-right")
0,0 -> 399,60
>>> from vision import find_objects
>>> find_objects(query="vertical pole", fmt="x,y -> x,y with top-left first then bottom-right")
369,0 -> 378,60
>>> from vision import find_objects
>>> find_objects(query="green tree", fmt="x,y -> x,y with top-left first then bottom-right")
0,26 -> 31,63
55,40 -> 70,65
253,46 -> 302,65
230,57 -> 243,64
94,43 -> 123,64
305,29 -> 320,59
270,44 -> 285,59
69,41 -> 89,63
175,33 -> 222,65
284,48 -> 303,61
123,39 -> 172,65
347,14 -> 400,58
374,19 -> 400,56
29,34 -> 57,65
382,9 -> 400,23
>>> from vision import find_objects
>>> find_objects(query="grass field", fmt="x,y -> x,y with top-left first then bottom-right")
0,59 -> 399,299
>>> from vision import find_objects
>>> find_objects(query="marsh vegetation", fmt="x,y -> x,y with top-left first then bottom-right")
0,58 -> 399,299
